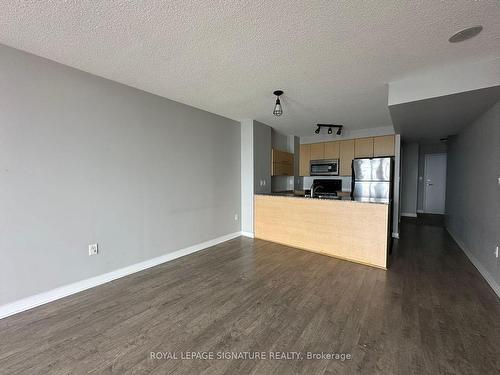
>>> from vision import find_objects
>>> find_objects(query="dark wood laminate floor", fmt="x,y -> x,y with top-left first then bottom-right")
1,219 -> 499,375
401,213 -> 445,227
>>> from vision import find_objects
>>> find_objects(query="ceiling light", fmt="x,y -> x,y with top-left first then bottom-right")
314,124 -> 343,135
273,90 -> 283,116
449,26 -> 483,43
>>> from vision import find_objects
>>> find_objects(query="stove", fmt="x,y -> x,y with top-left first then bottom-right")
310,179 -> 343,199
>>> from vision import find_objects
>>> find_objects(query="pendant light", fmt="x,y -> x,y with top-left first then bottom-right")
273,90 -> 283,116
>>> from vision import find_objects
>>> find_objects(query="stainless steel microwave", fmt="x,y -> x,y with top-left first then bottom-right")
310,159 -> 339,176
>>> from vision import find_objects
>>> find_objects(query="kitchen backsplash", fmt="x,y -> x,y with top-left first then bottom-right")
271,175 -> 295,192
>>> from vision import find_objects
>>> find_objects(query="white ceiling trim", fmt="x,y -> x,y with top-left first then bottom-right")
389,57 -> 500,106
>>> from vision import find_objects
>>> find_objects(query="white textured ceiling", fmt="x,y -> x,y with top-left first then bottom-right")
1,1 -> 499,136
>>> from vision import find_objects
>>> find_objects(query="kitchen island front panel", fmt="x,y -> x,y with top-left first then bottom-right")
254,195 -> 389,269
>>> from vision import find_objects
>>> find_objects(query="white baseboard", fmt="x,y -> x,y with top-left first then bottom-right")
0,231 -> 242,320
240,231 -> 254,238
447,228 -> 500,298
401,212 -> 417,217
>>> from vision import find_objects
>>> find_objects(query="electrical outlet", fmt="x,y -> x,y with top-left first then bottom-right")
88,243 -> 98,256
234,214 -> 239,221
495,246 -> 499,258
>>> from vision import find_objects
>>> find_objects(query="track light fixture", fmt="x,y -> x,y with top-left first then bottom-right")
314,124 -> 343,136
273,90 -> 283,116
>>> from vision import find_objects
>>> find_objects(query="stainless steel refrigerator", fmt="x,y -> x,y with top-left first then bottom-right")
351,157 -> 393,202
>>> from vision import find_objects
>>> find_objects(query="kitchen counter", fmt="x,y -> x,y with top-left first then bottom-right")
254,194 -> 391,269
259,191 -> 390,205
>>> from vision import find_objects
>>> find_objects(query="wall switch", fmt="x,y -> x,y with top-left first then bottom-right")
88,243 -> 98,256
497,177 -> 500,187
495,246 -> 499,258
234,214 -> 238,221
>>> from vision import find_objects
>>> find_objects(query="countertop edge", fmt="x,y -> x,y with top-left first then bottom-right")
254,193 -> 390,205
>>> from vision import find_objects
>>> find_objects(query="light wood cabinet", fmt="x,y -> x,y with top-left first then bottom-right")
299,144 -> 310,176
272,149 -> 293,165
373,135 -> 395,157
310,143 -> 325,160
271,149 -> 293,176
272,162 -> 293,176
255,195 -> 389,269
300,134 -> 395,177
339,139 -> 355,176
324,141 -> 340,159
354,138 -> 374,158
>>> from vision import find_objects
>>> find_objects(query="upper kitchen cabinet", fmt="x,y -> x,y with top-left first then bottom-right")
354,137 -> 374,158
324,141 -> 340,159
339,139 -> 355,176
310,143 -> 325,160
271,148 -> 293,176
272,148 -> 293,165
272,162 -> 293,176
373,135 -> 395,157
299,144 -> 310,176
298,135 -> 395,177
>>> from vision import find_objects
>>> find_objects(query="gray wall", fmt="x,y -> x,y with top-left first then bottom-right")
446,101 -> 500,292
293,136 -> 300,190
240,120 -> 254,234
0,45 -> 241,305
253,121 -> 272,194
400,142 -> 419,215
417,143 -> 447,212
240,120 -> 272,234
393,134 -> 402,237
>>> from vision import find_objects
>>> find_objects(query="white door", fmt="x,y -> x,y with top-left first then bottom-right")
424,153 -> 447,214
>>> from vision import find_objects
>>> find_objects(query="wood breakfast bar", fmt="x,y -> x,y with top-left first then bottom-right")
254,194 -> 391,269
